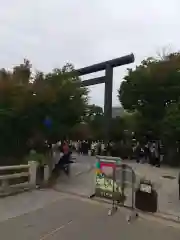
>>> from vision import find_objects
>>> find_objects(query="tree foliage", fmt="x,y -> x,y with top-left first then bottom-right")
162,101 -> 180,141
0,60 -> 88,163
118,52 -> 180,138
84,104 -> 104,139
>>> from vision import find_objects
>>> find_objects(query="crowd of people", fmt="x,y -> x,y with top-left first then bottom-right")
72,140 -> 108,156
132,141 -> 164,167
51,140 -> 111,176
73,140 -> 164,168
50,139 -> 164,177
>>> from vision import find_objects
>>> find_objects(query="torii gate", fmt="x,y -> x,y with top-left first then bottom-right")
75,53 -> 135,140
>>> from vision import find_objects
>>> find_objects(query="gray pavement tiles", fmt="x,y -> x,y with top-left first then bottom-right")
57,156 -> 180,218
0,154 -> 179,239
0,196 -> 179,240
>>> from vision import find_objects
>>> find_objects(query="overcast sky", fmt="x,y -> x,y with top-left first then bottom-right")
0,0 -> 179,107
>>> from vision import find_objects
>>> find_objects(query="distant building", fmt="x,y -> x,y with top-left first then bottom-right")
112,107 -> 125,118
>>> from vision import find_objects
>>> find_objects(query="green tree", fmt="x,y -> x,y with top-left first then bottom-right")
84,104 -> 104,139
70,104 -> 104,140
70,122 -> 92,140
161,101 -> 180,165
110,117 -> 126,141
162,101 -> 180,141
118,52 -> 180,138
0,60 -> 88,164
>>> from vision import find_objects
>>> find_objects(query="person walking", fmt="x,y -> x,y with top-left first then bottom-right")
144,143 -> 150,163
57,140 -> 71,176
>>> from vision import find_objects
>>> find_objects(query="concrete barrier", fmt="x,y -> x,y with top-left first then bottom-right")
0,161 -> 50,195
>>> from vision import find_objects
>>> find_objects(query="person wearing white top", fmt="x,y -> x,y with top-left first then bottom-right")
101,142 -> 105,155
91,142 -> 95,156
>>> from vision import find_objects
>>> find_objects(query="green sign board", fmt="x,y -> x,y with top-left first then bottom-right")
95,159 -> 122,201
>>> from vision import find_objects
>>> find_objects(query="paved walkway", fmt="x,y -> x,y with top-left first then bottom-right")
55,155 -> 180,218
0,155 -> 179,239
0,154 -> 180,239
0,190 -> 65,223
123,161 -> 180,217
0,190 -> 179,239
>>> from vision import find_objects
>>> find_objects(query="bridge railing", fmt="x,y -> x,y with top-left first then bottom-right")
0,161 -> 38,193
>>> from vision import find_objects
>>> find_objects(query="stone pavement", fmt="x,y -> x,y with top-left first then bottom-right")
52,154 -> 94,197
0,189 -> 65,223
54,168 -> 94,197
123,160 -> 180,217
56,155 -> 180,219
0,153 -> 179,237
0,192 -> 179,240
0,155 -> 179,239
69,161 -> 92,177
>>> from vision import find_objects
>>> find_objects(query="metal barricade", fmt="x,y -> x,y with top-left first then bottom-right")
90,156 -> 137,216
115,164 -> 136,209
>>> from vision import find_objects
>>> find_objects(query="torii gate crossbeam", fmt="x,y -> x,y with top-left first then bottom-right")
75,53 -> 135,140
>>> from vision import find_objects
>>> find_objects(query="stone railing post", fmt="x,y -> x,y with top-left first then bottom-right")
28,161 -> 38,187
44,165 -> 50,183
1,179 -> 9,192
